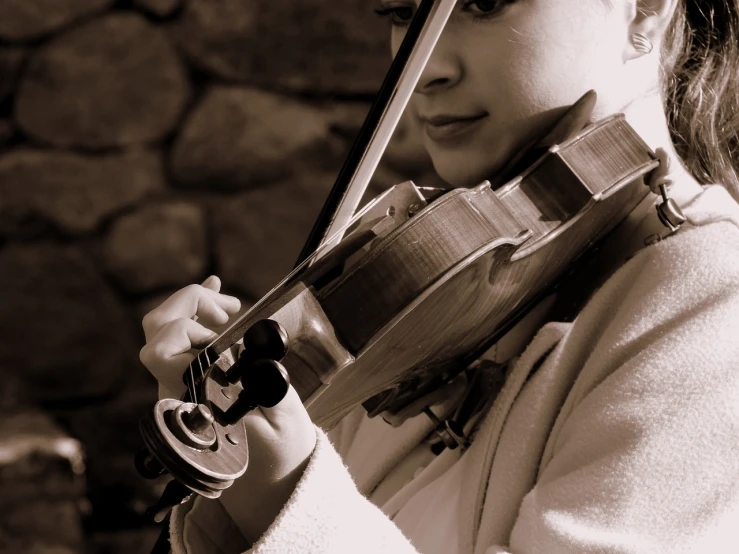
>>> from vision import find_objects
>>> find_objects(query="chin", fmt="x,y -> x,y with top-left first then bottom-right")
426,131 -> 521,188
432,155 -> 501,189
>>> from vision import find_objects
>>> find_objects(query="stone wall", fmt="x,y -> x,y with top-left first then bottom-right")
0,0 -> 442,551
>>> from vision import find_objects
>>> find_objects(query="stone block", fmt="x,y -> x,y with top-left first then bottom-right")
0,409 -> 85,553
15,13 -> 191,149
103,202 -> 208,293
171,86 -> 346,191
168,0 -> 390,94
0,0 -> 113,42
212,172 -> 335,298
0,148 -> 166,236
0,243 -> 141,403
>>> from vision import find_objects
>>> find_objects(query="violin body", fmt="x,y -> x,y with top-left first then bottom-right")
139,114 -> 659,499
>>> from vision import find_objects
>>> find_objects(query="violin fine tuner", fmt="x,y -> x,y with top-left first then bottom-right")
656,183 -> 688,232
422,407 -> 471,451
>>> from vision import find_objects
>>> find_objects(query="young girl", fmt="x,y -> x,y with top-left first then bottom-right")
140,1 -> 739,552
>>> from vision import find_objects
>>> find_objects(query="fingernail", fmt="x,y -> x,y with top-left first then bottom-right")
201,275 -> 214,287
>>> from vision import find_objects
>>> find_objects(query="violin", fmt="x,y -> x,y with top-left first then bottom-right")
134,0 -> 683,534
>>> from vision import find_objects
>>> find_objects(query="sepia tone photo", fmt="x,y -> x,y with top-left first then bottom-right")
0,1 -> 737,553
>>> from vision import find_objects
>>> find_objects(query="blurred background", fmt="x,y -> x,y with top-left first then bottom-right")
0,0 -> 445,552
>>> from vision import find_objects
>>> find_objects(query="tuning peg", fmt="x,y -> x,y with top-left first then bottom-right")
242,319 -> 289,362
222,359 -> 291,424
243,359 -> 291,408
225,319 -> 289,384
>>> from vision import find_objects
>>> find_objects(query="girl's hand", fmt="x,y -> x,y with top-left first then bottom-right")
139,275 -> 241,398
139,276 -> 318,543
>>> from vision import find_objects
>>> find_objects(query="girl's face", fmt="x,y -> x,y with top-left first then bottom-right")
379,0 -> 637,187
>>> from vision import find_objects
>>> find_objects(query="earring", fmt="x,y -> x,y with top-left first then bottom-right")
632,33 -> 653,54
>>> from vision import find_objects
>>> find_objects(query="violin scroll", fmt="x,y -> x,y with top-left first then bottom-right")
136,319 -> 293,504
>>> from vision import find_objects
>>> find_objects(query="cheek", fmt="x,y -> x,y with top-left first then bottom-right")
499,1 -> 626,116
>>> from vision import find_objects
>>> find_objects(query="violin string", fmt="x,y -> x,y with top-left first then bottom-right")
197,356 -> 205,403
188,360 -> 197,404
182,0 -> 459,386
177,189 -> 404,399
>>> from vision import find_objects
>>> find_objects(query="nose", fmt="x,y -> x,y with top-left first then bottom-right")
414,33 -> 462,95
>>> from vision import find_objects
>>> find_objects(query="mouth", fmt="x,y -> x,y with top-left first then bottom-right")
421,113 -> 488,142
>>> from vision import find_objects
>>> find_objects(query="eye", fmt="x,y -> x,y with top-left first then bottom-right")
374,3 -> 416,27
461,0 -> 512,18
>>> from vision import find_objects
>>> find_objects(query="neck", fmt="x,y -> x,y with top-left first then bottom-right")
619,91 -> 704,204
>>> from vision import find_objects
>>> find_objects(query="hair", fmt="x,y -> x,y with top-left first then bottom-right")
662,0 -> 739,199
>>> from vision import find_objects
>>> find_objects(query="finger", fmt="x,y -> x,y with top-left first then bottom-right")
199,276 -> 242,317
142,284 -> 240,341
140,318 -> 218,381
194,289 -> 240,329
190,289 -> 229,328
205,286 -> 241,314
201,274 -> 221,292
192,276 -> 221,322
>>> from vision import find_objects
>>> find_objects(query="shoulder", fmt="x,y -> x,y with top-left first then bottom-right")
519,216 -> 739,554
606,216 -> 739,365
553,188 -> 739,414
588,213 -> 739,353
656,182 -> 739,278
634,216 -> 739,304
591,184 -> 739,337
519,187 -> 739,553
538,189 -> 739,474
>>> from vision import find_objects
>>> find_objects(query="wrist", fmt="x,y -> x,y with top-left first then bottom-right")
219,431 -> 316,543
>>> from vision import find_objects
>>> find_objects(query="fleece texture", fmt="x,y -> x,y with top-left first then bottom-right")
170,184 -> 739,554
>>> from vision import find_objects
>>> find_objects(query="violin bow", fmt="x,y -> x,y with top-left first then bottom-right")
147,4 -> 457,551
295,0 -> 457,266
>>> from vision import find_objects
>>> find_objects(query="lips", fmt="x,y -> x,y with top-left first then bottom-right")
421,112 -> 488,142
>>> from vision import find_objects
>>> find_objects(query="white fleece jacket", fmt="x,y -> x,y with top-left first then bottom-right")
170,183 -> 739,554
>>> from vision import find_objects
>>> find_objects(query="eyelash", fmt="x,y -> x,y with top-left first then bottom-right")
374,3 -> 414,26
374,0 -> 512,27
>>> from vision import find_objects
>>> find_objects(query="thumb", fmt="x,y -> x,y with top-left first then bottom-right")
201,275 -> 221,292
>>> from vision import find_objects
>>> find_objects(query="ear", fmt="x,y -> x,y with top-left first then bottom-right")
625,0 -> 680,60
